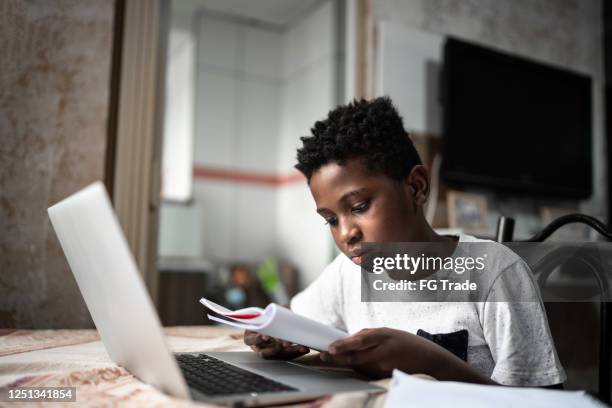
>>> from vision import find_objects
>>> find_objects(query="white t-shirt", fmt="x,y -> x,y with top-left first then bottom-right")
290,233 -> 566,386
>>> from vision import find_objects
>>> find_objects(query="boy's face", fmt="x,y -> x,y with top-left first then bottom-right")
309,159 -> 423,266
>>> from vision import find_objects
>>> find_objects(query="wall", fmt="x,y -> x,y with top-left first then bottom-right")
197,12 -> 282,262
0,1 -> 114,328
161,11 -> 195,203
159,11 -> 284,261
374,0 -> 605,238
159,10 -> 201,258
160,1 -> 339,287
277,0 -> 339,285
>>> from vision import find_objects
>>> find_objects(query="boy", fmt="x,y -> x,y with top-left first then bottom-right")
244,97 -> 565,386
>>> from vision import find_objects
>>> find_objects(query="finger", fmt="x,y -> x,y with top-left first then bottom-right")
322,348 -> 381,366
320,351 -> 357,365
259,348 -> 276,358
276,346 -> 309,359
258,343 -> 282,358
259,343 -> 309,359
321,351 -> 354,364
257,334 -> 280,347
247,334 -> 270,350
244,333 -> 258,346
285,344 -> 309,354
256,336 -> 274,346
245,333 -> 268,346
329,331 -> 385,354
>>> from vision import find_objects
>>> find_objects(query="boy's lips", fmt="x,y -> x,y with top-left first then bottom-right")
348,249 -> 365,265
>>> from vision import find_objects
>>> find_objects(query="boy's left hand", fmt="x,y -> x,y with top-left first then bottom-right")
320,327 -> 442,379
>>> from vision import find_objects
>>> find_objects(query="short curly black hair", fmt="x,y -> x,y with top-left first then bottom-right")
295,96 -> 422,182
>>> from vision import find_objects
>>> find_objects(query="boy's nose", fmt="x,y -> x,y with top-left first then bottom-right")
340,222 -> 362,246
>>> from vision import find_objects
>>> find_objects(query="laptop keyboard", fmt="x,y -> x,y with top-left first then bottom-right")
176,353 -> 298,396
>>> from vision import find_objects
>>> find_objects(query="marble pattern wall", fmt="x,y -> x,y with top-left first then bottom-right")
0,1 -> 114,328
375,0 -> 601,77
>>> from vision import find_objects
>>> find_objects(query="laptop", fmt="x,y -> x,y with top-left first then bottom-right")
47,182 -> 382,406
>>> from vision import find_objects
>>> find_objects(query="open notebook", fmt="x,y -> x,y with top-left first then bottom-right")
200,298 -> 348,351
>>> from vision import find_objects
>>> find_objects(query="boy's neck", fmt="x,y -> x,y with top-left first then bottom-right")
412,213 -> 456,244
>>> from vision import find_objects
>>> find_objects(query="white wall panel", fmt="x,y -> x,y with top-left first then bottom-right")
198,15 -> 239,71
195,71 -> 237,166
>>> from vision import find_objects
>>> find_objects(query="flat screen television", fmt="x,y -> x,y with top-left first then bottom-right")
441,37 -> 593,198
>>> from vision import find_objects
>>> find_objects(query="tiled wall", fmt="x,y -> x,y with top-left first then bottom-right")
277,0 -> 338,285
194,13 -> 283,262
159,1 -> 339,286
0,0 -> 114,328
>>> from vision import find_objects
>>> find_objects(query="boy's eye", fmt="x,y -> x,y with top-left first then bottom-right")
324,216 -> 338,227
351,201 -> 370,214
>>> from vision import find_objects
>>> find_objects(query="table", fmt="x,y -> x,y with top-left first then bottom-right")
0,327 -> 389,407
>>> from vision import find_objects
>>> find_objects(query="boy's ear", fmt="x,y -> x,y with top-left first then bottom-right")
406,165 -> 430,207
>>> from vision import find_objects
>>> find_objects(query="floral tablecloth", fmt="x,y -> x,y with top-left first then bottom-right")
0,327 -> 388,407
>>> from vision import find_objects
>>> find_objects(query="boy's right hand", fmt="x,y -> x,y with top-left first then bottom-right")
243,330 -> 310,359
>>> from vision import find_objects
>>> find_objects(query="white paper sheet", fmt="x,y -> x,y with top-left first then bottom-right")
200,298 -> 348,351
200,298 -> 270,324
385,369 -> 606,408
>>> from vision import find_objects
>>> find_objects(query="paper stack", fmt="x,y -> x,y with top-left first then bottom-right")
200,298 -> 348,351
